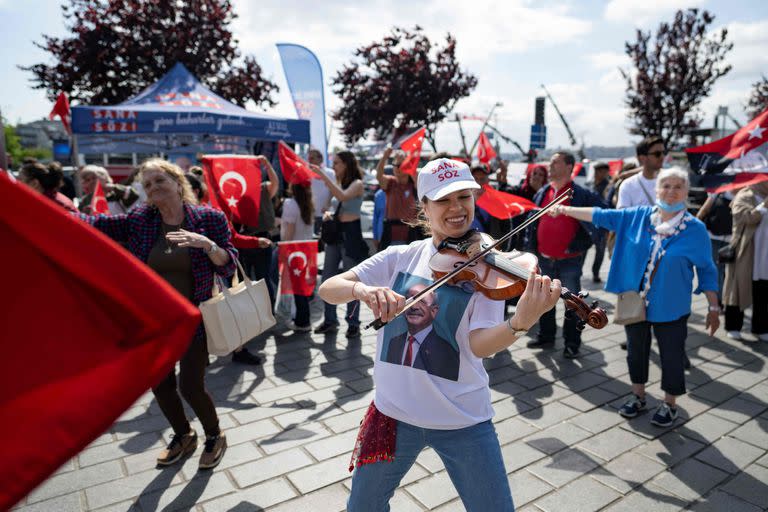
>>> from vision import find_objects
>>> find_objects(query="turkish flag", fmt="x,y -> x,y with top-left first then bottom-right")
202,155 -> 262,226
278,142 -> 315,186
710,172 -> 768,193
49,92 -> 72,135
278,240 -> 318,296
570,162 -> 585,181
398,127 -> 426,177
608,159 -> 624,177
0,172 -> 200,510
477,132 -> 497,165
90,180 -> 110,214
687,106 -> 768,174
476,184 -> 538,219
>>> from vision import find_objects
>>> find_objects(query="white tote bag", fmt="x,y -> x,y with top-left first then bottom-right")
199,259 -> 276,356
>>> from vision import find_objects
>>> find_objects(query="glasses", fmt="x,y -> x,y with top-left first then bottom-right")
647,150 -> 666,158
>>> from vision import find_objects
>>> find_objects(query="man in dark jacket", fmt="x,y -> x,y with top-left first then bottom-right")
524,151 -> 607,359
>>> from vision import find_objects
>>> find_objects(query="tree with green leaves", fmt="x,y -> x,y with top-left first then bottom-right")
332,26 -> 477,150
23,0 -> 277,108
621,9 -> 732,147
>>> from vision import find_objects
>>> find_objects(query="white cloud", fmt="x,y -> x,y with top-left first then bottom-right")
604,0 -> 705,26
586,51 -> 628,71
723,19 -> 768,79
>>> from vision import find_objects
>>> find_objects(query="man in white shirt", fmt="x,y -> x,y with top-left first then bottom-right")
308,148 -> 337,235
617,136 -> 666,209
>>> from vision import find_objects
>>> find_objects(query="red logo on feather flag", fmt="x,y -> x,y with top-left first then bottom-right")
202,156 -> 263,226
278,241 -> 318,296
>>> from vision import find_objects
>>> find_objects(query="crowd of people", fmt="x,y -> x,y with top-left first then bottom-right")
10,132 -> 766,509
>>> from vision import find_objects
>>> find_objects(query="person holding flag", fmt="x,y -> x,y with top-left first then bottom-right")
77,164 -> 139,215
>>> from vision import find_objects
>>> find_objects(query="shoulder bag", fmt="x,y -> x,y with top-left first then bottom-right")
717,224 -> 744,264
320,201 -> 343,245
199,258 -> 276,356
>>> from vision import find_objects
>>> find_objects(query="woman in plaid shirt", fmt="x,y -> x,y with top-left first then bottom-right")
80,159 -> 236,470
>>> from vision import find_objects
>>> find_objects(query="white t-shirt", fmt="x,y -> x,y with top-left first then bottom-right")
280,198 -> 315,241
311,167 -> 336,218
617,173 -> 657,209
351,238 -> 504,429
753,197 -> 768,280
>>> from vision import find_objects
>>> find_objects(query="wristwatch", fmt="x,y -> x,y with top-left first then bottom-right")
708,305 -> 721,312
506,316 -> 529,336
206,242 -> 219,255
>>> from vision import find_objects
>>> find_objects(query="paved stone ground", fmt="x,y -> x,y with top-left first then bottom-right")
15,248 -> 768,512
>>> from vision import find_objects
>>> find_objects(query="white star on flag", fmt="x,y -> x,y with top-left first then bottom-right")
226,196 -> 239,207
293,268 -> 302,276
747,124 -> 766,140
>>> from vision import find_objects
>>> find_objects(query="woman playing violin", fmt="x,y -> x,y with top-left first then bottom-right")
319,158 -> 561,512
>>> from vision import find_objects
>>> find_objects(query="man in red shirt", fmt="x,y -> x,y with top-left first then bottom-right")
375,146 -> 420,249
524,151 -> 607,358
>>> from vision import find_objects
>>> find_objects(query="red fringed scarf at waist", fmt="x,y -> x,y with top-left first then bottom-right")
348,401 -> 397,472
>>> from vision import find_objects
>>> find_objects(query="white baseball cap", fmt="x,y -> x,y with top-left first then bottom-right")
416,158 -> 480,201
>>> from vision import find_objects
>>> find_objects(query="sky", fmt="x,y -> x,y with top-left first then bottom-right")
1,0 -> 766,156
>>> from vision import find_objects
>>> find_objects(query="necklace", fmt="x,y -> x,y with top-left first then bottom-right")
162,223 -> 180,254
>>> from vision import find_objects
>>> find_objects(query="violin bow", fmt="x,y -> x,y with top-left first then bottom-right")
365,189 -> 573,330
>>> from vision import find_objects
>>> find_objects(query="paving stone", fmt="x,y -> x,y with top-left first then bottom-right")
257,422 -> 330,455
718,463 -> 768,508
651,458 -> 729,501
406,471 -> 459,509
554,370 -> 611,393
756,452 -> 768,468
263,483 -> 349,512
689,380 -> 742,405
694,436 -> 764,475
507,470 -> 553,507
230,402 -> 296,425
501,440 -> 549,473
224,418 -> 282,446
388,489 -> 426,511
716,368 -> 766,390
287,453 -> 350,494
492,396 -> 536,421
535,475 -> 621,512
136,471 -> 235,512
14,491 -> 82,512
494,416 -> 540,445
337,391 -> 375,413
200,477 -> 296,511
590,451 -> 666,494
304,429 -> 357,461
523,422 -> 592,456
527,448 -> 602,488
305,369 -> 363,391
515,382 -> 575,407
85,468 -> 184,509
26,460 -> 123,504
229,448 -> 314,488
577,426 -> 646,461
569,405 -> 625,434
601,483 -> 688,512
636,431 -> 706,467
179,440 -> 262,480
489,380 -> 528,402
518,401 -> 580,430
323,409 -> 366,434
675,412 -> 739,443
688,489 -> 764,512
560,386 -> 618,412
78,432 -> 162,467
707,395 -> 768,424
414,447 -> 444,473
729,416 -> 768,449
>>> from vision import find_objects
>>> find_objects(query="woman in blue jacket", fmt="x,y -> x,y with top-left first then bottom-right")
549,167 -> 720,428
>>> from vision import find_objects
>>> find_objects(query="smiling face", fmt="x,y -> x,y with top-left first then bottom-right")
404,284 -> 439,333
656,177 -> 687,205
422,188 -> 475,242
142,168 -> 182,207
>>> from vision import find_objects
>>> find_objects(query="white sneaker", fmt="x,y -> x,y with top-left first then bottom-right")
726,331 -> 743,340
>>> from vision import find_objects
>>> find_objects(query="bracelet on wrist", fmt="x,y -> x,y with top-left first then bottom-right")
506,316 -> 529,336
352,282 -> 361,299
708,305 -> 721,312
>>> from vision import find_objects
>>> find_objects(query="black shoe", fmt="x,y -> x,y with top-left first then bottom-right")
232,348 -> 262,365
592,275 -> 602,283
527,338 -> 555,349
620,341 -> 628,350
346,325 -> 361,338
314,322 -> 339,334
563,346 -> 580,359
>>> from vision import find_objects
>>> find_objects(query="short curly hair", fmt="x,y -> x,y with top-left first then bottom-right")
138,158 -> 198,205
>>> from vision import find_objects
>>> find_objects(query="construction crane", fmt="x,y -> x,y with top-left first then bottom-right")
540,84 -> 586,160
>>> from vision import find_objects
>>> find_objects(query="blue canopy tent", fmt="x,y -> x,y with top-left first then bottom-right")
71,63 -> 310,155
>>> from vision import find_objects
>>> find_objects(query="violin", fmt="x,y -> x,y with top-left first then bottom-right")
432,231 -> 608,330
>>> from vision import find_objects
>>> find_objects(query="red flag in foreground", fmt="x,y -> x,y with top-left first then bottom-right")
278,240 -> 318,296
476,184 -> 538,219
608,160 -> 624,177
49,92 -> 72,135
0,173 -> 200,510
202,155 -> 262,225
477,132 -> 497,165
398,127 -> 426,177
278,142 -> 315,186
90,180 -> 110,214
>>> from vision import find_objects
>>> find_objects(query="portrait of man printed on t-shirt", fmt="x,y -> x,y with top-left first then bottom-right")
381,272 -> 471,381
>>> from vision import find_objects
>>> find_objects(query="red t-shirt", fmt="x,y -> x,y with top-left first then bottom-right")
537,182 -> 582,259
382,175 -> 418,222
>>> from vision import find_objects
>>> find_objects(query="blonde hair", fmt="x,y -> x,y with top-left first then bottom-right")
80,164 -> 113,184
138,158 -> 198,205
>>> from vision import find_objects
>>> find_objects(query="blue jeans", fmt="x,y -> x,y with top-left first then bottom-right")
321,241 -> 360,326
536,255 -> 584,349
348,420 -> 514,512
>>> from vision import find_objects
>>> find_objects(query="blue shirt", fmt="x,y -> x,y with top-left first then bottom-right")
372,189 -> 386,241
592,206 -> 718,322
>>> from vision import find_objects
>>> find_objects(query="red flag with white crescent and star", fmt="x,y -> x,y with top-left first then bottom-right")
202,155 -> 262,226
477,132 -> 497,165
90,180 -> 110,214
476,183 -> 538,219
398,127 -> 426,177
608,159 -> 624,177
49,92 -> 72,135
278,142 -> 316,186
278,240 -> 318,296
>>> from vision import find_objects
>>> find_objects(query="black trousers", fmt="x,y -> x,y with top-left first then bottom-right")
152,334 -> 220,437
625,315 -> 689,396
724,279 -> 768,335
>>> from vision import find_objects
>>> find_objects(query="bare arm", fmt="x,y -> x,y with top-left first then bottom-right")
549,205 -> 595,222
259,156 -> 280,199
283,222 -> 296,241
319,270 -> 406,323
375,146 -> 393,188
704,290 -> 720,336
469,273 -> 561,358
696,194 -> 716,221
310,164 -> 363,202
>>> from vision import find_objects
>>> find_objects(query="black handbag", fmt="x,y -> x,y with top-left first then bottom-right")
320,202 -> 342,245
717,225 -> 744,264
